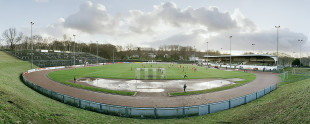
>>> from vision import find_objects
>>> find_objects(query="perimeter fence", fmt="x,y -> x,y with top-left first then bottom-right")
280,69 -> 310,85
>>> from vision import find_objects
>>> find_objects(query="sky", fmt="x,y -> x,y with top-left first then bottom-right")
0,0 -> 309,57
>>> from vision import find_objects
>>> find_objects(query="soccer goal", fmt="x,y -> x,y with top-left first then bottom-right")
135,68 -> 166,80
292,68 -> 310,75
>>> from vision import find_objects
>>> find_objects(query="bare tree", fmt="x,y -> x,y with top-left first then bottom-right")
2,28 -> 23,50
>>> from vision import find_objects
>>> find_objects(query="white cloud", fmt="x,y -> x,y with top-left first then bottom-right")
126,2 -> 239,34
41,17 -> 89,40
231,9 -> 260,33
63,1 -> 120,35
40,1 -> 308,54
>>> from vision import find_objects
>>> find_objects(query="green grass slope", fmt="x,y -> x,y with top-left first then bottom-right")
1,51 -> 310,123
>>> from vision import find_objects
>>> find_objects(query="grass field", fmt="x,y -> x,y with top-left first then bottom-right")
48,63 -> 255,96
2,51 -> 310,123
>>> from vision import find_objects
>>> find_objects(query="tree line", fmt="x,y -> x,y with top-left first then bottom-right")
0,28 -> 222,61
1,28 -> 309,66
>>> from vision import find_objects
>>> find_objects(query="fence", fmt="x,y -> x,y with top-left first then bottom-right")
22,65 -> 278,119
280,71 -> 310,85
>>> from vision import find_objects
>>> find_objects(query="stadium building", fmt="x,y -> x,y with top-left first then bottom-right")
202,54 -> 278,71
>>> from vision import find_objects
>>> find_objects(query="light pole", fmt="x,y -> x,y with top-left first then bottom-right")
298,39 -> 303,67
229,36 -> 232,68
30,22 -> 34,69
96,41 -> 99,64
275,26 -> 280,70
251,43 -> 255,54
73,34 -> 76,66
206,42 -> 208,65
194,46 -> 196,64
113,46 -> 114,64
220,48 -> 224,55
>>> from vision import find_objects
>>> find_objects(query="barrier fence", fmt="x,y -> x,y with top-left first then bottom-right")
280,71 -> 310,85
22,65 -> 278,119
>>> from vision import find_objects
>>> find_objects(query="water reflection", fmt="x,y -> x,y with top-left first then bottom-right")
78,78 -> 241,93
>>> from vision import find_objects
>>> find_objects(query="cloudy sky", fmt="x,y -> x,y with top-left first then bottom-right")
0,0 -> 309,56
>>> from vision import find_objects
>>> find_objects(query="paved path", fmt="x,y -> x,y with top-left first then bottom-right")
24,69 -> 279,107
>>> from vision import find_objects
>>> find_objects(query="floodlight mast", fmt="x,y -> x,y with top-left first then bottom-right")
251,43 -> 255,54
206,41 -> 208,65
229,36 -> 232,68
113,47 -> 114,64
298,39 -> 303,67
30,22 -> 34,69
96,41 -> 99,64
73,34 -> 76,66
275,25 -> 280,71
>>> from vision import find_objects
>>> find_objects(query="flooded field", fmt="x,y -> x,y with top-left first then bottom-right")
78,78 -> 242,93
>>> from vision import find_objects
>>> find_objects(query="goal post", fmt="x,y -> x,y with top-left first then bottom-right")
135,68 -> 166,80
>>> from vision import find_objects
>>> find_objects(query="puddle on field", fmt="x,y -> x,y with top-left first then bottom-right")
78,78 -> 241,93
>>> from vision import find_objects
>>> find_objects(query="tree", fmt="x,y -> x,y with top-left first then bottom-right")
2,28 -> 23,50
292,59 -> 302,67
0,38 -> 3,49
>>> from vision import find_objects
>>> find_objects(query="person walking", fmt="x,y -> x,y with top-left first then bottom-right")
74,76 -> 76,83
183,84 -> 187,92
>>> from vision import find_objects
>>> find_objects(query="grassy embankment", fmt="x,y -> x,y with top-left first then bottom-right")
48,63 -> 255,96
2,51 -> 310,123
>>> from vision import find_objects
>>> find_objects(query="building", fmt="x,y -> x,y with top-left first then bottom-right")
203,54 -> 278,71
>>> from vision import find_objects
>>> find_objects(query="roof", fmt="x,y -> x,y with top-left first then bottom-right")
203,54 -> 277,58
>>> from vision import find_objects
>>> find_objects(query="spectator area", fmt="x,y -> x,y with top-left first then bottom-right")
203,54 -> 277,66
5,50 -> 106,67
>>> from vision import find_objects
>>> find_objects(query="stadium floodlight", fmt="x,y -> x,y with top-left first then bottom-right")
73,34 -> 76,66
298,39 -> 303,67
206,41 -> 208,65
30,22 -> 34,69
229,36 -> 232,68
251,43 -> 255,54
275,25 -> 280,71
113,46 -> 114,64
194,46 -> 196,64
96,41 -> 98,64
